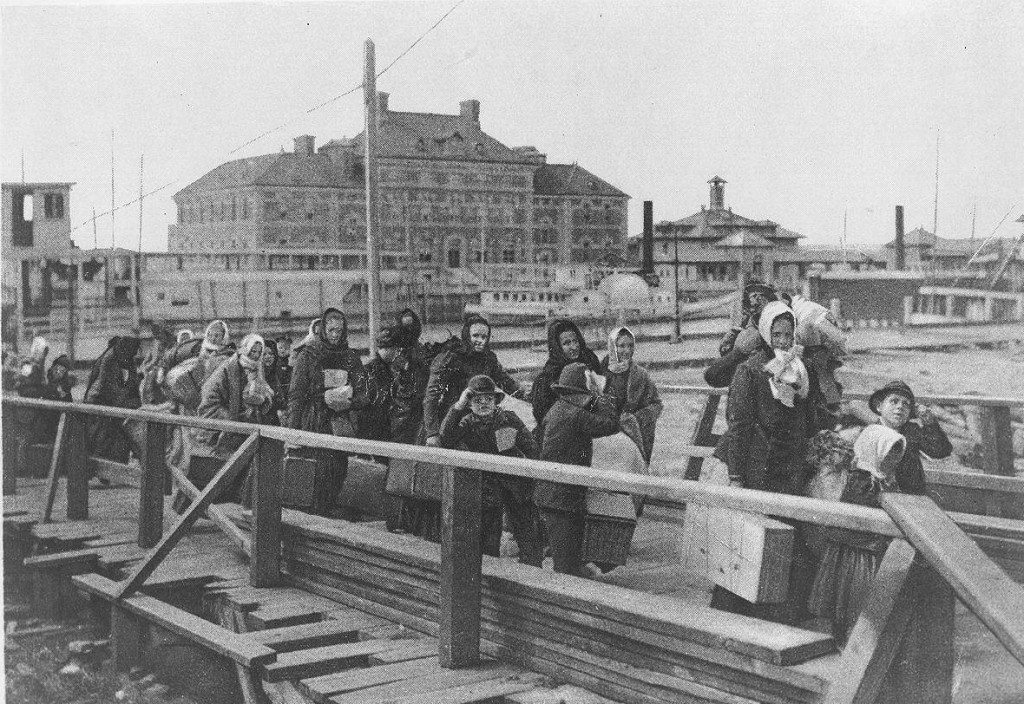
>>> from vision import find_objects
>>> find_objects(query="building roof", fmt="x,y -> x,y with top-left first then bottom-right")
533,163 -> 629,198
884,227 -> 1007,258
351,110 -> 530,164
715,231 -> 775,248
654,208 -> 803,241
175,152 -> 360,198
2,182 -> 75,189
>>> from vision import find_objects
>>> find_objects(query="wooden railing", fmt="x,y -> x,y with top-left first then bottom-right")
4,394 -> 1024,702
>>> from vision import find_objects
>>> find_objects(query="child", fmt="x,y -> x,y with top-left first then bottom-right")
868,380 -> 952,494
808,424 -> 906,642
803,430 -> 856,559
439,374 -> 542,566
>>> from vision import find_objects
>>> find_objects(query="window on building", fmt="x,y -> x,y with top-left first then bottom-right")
43,194 -> 64,219
12,192 -> 34,246
242,198 -> 250,219
156,292 -> 165,301
447,248 -> 461,268
231,198 -> 237,220
502,248 -> 516,263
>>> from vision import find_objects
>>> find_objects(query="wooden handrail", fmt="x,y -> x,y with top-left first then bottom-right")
657,385 -> 1024,407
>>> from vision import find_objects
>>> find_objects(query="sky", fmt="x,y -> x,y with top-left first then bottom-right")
2,0 -> 1022,253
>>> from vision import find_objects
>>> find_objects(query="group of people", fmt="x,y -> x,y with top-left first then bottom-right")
702,280 -> 952,639
4,283 -> 954,641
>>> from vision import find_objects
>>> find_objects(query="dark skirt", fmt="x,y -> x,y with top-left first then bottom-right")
808,543 -> 882,631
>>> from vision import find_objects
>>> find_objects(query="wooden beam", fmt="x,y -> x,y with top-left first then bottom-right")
685,394 -> 720,480
138,421 -> 166,548
439,464 -> 483,668
251,436 -> 284,587
115,433 -> 259,599
41,413 -> 68,523
822,540 -> 917,704
881,493 -> 1024,666
978,406 -> 1020,518
64,413 -> 89,520
168,464 -> 250,554
74,573 -> 277,668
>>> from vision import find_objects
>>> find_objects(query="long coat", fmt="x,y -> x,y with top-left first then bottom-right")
288,337 -> 368,437
422,347 -> 520,440
889,420 -> 952,495
534,392 -> 619,513
600,358 -> 662,464
713,348 -> 812,494
194,357 -> 272,458
360,352 -> 428,444
84,345 -> 141,462
529,320 -> 601,427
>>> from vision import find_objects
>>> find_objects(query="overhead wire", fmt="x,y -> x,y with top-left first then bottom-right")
62,0 -> 466,245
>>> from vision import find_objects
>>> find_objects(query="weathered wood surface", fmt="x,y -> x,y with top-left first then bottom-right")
440,465 -> 483,668
881,493 -> 1024,666
138,421 -> 166,548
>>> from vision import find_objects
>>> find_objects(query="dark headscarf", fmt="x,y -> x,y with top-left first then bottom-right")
261,337 -> 280,383
396,308 -> 422,349
460,314 -> 492,357
47,354 -> 72,383
113,336 -> 141,368
316,307 -> 349,350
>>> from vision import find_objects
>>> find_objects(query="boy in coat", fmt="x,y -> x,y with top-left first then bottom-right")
868,380 -> 951,494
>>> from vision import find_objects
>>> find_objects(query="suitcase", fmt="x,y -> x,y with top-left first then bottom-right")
282,452 -> 327,510
706,509 -> 794,604
384,458 -> 443,501
582,490 -> 637,567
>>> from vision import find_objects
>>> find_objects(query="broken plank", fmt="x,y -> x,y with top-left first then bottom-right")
250,620 -> 368,652
299,657 -> 441,703
261,640 -> 412,682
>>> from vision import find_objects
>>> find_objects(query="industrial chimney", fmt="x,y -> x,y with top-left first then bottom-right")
894,205 -> 906,270
708,176 -> 727,210
642,201 -> 654,275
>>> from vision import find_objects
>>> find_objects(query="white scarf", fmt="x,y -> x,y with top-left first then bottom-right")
854,424 -> 906,488
758,301 -> 809,407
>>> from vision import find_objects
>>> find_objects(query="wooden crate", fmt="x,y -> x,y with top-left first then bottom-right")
582,491 -> 637,567
707,509 -> 794,604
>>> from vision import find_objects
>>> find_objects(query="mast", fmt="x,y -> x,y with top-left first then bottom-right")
136,153 -> 144,326
92,206 -> 98,249
932,129 -> 940,237
363,39 -> 382,357
111,129 -> 116,249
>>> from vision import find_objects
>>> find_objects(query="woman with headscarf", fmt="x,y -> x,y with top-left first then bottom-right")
705,281 -> 778,388
600,326 -> 663,466
39,354 -> 75,439
288,307 -> 369,516
808,424 -> 905,642
84,336 -> 142,463
390,309 -> 431,445
290,318 -> 321,368
260,337 -> 286,426
709,300 -> 816,622
529,319 -> 601,440
13,337 -> 52,475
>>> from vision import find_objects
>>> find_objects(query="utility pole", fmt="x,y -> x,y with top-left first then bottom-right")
111,129 -> 116,249
363,39 -> 382,357
136,154 -> 144,327
92,206 -> 98,249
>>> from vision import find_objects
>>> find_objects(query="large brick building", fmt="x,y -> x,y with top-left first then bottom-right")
168,94 -> 629,267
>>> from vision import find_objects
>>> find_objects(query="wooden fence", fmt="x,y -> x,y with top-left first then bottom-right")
4,394 -> 1024,704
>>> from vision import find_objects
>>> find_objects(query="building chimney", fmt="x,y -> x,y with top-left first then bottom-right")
642,201 -> 654,275
894,205 -> 906,270
378,92 -> 389,113
294,135 -> 315,156
708,176 -> 726,210
460,99 -> 480,123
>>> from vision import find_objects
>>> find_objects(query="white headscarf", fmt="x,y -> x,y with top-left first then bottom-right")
202,319 -> 230,353
30,336 -> 49,363
757,300 -> 809,408
854,424 -> 906,488
606,325 -> 634,374
237,333 -> 265,371
176,329 -> 195,345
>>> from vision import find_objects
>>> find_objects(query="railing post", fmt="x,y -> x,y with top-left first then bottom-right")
3,402 -> 17,495
65,413 -> 89,520
978,405 -> 1018,518
138,421 -> 166,548
439,463 -> 483,668
250,435 -> 283,587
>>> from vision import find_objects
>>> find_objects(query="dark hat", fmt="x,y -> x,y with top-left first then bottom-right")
466,374 -> 504,403
551,362 -> 591,395
868,380 -> 916,416
375,326 -> 402,349
50,354 -> 72,370
743,280 -> 777,298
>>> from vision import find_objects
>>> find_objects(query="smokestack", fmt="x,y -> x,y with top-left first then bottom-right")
642,201 -> 654,274
894,205 -> 906,270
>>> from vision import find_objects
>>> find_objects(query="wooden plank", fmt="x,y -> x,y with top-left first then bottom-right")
440,464 -> 483,668
821,540 -> 917,704
111,604 -> 145,671
24,548 -> 99,568
979,406 -> 1021,518
367,638 -> 438,665
685,394 -> 720,480
169,464 -> 251,554
252,436 -> 284,586
116,433 -> 259,599
41,413 -> 68,523
138,421 -> 166,548
299,657 -> 441,702
248,603 -> 323,630
328,662 -> 533,704
261,640 -> 412,682
881,493 -> 1024,666
73,573 -> 278,668
379,673 -> 548,704
250,620 -> 366,652
64,413 -> 89,520
924,468 -> 1024,495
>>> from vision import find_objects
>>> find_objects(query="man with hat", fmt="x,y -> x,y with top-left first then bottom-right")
534,362 -> 620,577
359,325 -> 405,443
868,380 -> 952,494
439,374 -> 542,566
705,280 -> 778,388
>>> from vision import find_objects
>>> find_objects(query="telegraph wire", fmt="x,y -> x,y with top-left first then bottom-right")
62,0 -> 466,243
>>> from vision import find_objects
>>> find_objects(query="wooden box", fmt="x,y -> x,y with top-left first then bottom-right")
707,509 -> 794,604
582,490 -> 637,567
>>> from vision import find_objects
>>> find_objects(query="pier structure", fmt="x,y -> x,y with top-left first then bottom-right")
4,390 -> 1024,704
